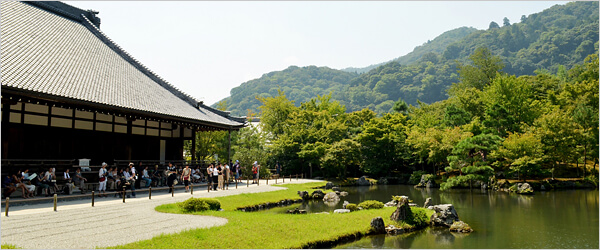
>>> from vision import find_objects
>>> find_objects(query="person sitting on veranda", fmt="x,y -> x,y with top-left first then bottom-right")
63,168 -> 75,195
44,167 -> 59,195
151,165 -> 162,187
35,170 -> 51,197
141,166 -> 152,188
2,175 -> 17,199
123,167 -> 136,198
72,168 -> 87,194
12,171 -> 33,198
107,167 -> 117,191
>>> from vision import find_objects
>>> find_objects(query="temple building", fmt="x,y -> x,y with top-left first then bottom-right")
1,1 -> 245,166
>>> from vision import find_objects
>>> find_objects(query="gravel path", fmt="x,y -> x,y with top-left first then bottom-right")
1,179 -> 320,249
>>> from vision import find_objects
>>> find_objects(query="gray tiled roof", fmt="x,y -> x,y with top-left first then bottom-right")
1,1 -> 244,128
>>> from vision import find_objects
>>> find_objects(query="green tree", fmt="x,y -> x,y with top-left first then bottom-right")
392,97 -> 409,114
533,107 -> 578,177
503,17 -> 511,26
257,89 -> 297,139
357,113 -> 409,176
321,139 -> 361,179
457,47 -> 505,90
232,123 -> 268,179
489,21 -> 500,29
480,74 -> 541,136
442,133 -> 502,190
492,132 -> 545,180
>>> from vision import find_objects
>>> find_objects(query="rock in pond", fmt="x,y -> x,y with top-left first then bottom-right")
423,197 -> 433,208
449,220 -> 473,233
343,200 -> 350,209
325,182 -> 334,190
323,192 -> 340,202
334,209 -> 351,214
358,176 -> 371,186
370,217 -> 386,234
298,191 -> 310,200
332,186 -> 341,192
509,183 -> 534,194
378,177 -> 389,185
385,225 -> 406,235
311,190 -> 325,199
426,180 -> 433,188
430,204 -> 460,227
339,191 -> 348,197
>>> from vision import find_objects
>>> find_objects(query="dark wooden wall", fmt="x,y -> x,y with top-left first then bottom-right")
2,123 -> 184,166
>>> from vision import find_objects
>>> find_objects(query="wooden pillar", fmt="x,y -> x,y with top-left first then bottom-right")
191,129 -> 196,164
1,98 -> 14,159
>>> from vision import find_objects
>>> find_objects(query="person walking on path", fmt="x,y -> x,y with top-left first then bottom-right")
252,162 -> 259,184
98,163 -> 108,197
212,164 -> 219,191
207,164 -> 214,190
182,165 -> 191,192
217,163 -> 224,190
276,161 -> 281,177
234,160 -> 240,183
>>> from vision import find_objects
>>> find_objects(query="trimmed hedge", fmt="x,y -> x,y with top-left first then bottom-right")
346,203 -> 358,211
178,198 -> 221,212
357,200 -> 384,210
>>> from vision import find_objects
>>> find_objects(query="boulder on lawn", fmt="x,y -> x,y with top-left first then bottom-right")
334,209 -> 350,214
370,217 -> 386,234
390,196 -> 411,222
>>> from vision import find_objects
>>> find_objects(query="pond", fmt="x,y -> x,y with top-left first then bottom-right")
277,185 -> 599,249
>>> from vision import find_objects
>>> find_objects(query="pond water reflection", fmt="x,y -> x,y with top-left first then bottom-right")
280,185 -> 598,248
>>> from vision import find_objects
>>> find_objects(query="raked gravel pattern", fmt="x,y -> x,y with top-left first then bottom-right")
1,179 -> 320,249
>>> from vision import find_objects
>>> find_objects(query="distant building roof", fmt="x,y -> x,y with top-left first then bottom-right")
1,1 -> 245,129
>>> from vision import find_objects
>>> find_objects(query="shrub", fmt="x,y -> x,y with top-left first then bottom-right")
178,198 -> 221,212
203,198 -> 221,210
357,200 -> 384,210
406,208 -> 429,228
409,170 -> 426,185
346,203 -> 358,211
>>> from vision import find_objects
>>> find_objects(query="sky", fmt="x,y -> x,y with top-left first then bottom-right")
67,1 -> 569,106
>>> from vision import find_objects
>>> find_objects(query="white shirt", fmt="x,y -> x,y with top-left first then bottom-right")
131,167 -> 136,175
142,169 -> 149,178
124,171 -> 132,180
212,168 -> 219,176
99,168 -> 107,178
64,172 -> 70,179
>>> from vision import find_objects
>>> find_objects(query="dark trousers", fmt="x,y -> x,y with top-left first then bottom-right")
212,176 -> 218,190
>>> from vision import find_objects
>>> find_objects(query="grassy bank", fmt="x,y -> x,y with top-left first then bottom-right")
111,182 -> 431,249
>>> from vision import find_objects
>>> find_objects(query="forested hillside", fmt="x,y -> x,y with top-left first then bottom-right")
216,1 -> 598,116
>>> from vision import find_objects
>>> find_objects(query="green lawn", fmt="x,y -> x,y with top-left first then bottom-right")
111,182 -> 432,249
